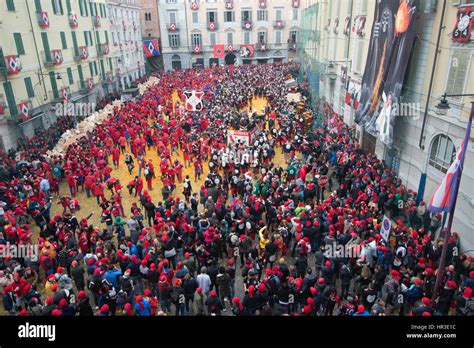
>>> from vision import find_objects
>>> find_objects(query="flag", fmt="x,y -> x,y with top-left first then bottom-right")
428,116 -> 472,213
213,45 -> 224,58
240,44 -> 254,58
143,39 -> 159,58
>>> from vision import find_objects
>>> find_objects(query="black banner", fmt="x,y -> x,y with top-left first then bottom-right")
354,0 -> 418,148
0,316 -> 472,346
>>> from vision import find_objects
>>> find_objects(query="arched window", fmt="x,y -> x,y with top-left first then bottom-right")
429,134 -> 456,173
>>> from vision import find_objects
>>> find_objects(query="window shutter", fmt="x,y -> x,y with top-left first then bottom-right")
14,33 -> 25,55
6,0 -> 15,11
100,59 -> 105,80
67,67 -> 74,84
72,31 -> 79,55
3,82 -> 18,115
78,64 -> 85,88
60,32 -> 67,49
24,77 -> 35,98
35,0 -> 42,12
105,31 -> 109,44
49,71 -> 59,99
446,50 -> 470,101
66,0 -> 71,13
41,32 -> 52,62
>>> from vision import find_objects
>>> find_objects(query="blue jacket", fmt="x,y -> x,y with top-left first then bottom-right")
104,269 -> 122,288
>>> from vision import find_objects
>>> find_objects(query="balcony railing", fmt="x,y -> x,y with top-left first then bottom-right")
40,50 -> 55,67
242,21 -> 252,30
167,23 -> 178,31
207,21 -> 218,31
72,47 -> 81,61
97,43 -> 109,56
273,20 -> 285,29
256,42 -> 269,51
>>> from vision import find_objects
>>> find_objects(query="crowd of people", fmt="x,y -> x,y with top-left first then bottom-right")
0,63 -> 473,317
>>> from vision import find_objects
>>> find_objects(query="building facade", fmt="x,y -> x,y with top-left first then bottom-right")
139,0 -> 161,39
158,0 -> 303,71
108,0 -> 146,89
300,0 -> 474,252
0,0 -> 119,150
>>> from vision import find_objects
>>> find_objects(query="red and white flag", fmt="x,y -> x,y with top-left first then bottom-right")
428,115 -> 472,213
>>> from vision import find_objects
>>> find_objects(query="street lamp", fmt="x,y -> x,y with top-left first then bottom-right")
435,93 -> 474,116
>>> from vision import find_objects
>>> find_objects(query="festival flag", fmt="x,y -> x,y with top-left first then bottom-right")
240,44 -> 254,58
428,115 -> 472,213
213,45 -> 225,58
143,39 -> 160,58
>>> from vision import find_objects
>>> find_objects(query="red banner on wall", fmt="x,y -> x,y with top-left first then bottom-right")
452,7 -> 474,43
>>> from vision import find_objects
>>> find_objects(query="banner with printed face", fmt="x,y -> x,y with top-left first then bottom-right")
354,0 -> 418,148
227,130 -> 251,147
380,215 -> 393,242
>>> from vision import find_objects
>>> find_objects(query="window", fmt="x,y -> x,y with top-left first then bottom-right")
209,32 -> 216,46
78,64 -> 85,88
224,11 -> 234,22
24,77 -> 35,98
79,0 -> 88,16
108,58 -> 113,70
275,8 -> 283,21
84,31 -> 93,46
445,49 -> 470,101
244,31 -> 251,44
89,1 -> 96,16
167,0 -> 176,3
67,67 -> 74,84
52,0 -> 64,15
258,31 -> 267,44
241,9 -> 252,21
354,40 -> 364,73
169,11 -> 176,23
292,8 -> 298,20
207,11 -> 217,23
6,0 -> 15,11
429,134 -> 456,173
3,81 -> 17,115
257,10 -> 267,21
49,71 -> 59,99
169,33 -> 180,47
13,33 -> 25,55
41,32 -> 52,62
192,12 -> 198,23
34,0 -> 42,12
360,0 -> 368,14
71,31 -> 79,55
60,32 -> 67,49
226,32 -> 233,45
290,30 -> 298,42
191,33 -> 202,46
65,0 -> 71,13
275,31 -> 282,45
105,30 -> 109,44
100,59 -> 106,80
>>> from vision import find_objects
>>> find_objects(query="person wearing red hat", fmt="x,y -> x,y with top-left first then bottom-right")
205,290 -> 224,315
413,297 -> 433,316
436,280 -> 458,315
454,287 -> 473,315
76,290 -> 94,316
134,294 -> 151,316
353,304 -> 369,316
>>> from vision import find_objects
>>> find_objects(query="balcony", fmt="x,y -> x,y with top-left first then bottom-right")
207,21 -> 218,31
40,51 -> 55,67
274,20 -> 285,29
192,45 -> 202,54
79,46 -> 89,60
72,47 -> 81,61
97,43 -> 109,56
256,42 -> 268,51
242,21 -> 252,30
167,23 -> 178,31
36,11 -> 50,28
94,16 -> 101,28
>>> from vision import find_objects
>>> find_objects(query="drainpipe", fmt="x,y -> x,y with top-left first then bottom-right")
416,0 -> 447,204
26,0 -> 48,101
